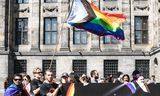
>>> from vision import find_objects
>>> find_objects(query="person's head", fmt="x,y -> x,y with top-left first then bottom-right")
22,75 -> 31,85
61,72 -> 70,84
69,72 -> 80,83
117,72 -> 123,78
79,74 -> 90,83
132,70 -> 141,81
33,67 -> 42,79
137,75 -> 144,83
122,74 -> 130,83
90,70 -> 99,79
45,69 -> 54,82
13,74 -> 22,86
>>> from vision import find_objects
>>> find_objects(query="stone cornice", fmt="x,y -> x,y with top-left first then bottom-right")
14,51 -> 151,56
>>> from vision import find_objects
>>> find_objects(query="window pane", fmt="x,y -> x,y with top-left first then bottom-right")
142,30 -> 148,44
45,19 -> 51,31
16,18 -> 28,45
134,16 -> 148,44
103,36 -> 110,44
17,0 -> 29,3
44,18 -> 57,44
45,32 -> 51,44
111,37 -> 118,44
74,32 -> 80,44
14,60 -> 27,74
23,32 -> 28,44
73,60 -> 87,76
51,32 -> 57,44
51,19 -> 57,31
135,60 -> 149,78
135,31 -> 142,44
104,60 -> 118,78
142,17 -> 148,30
81,32 -> 87,44
135,17 -> 142,30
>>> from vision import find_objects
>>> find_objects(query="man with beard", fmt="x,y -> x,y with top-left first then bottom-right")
40,69 -> 62,96
90,70 -> 99,83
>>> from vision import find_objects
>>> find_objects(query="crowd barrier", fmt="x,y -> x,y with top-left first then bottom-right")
61,83 -> 160,96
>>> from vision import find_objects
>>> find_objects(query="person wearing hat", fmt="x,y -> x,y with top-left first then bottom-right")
60,72 -> 70,84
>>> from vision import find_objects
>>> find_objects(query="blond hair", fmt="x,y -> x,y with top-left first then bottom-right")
33,67 -> 41,74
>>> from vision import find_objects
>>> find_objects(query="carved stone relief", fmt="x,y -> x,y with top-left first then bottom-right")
43,6 -> 58,13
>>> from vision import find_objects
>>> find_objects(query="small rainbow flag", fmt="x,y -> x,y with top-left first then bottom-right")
67,0 -> 126,40
66,83 -> 75,96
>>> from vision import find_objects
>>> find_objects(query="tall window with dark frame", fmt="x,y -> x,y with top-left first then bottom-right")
73,28 -> 87,45
103,36 -> 119,44
134,16 -> 148,44
44,0 -> 57,3
15,18 -> 28,45
43,60 -> 56,78
44,17 -> 57,45
72,60 -> 87,77
16,0 -> 29,4
14,60 -> 27,74
104,60 -> 118,78
135,60 -> 150,78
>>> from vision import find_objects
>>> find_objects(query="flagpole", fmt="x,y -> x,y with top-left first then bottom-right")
49,0 -> 74,69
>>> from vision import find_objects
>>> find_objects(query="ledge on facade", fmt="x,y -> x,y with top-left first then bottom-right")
13,51 -> 151,56
149,47 -> 160,56
0,51 -> 9,55
59,48 -> 70,52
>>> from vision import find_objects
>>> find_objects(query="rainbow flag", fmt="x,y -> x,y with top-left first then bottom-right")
66,83 -> 75,96
67,0 -> 126,40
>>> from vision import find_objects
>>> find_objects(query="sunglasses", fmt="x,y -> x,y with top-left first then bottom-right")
14,79 -> 22,81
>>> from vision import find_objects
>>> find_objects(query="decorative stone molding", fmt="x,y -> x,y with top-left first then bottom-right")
134,5 -> 149,11
43,6 -> 58,13
105,6 -> 119,11
15,7 -> 30,13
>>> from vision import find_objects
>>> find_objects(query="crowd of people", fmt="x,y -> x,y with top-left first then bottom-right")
3,67 -> 155,96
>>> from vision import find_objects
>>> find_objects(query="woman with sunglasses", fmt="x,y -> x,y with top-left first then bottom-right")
4,74 -> 24,96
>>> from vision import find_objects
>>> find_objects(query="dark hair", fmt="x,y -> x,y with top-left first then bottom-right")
132,70 -> 141,80
24,75 -> 31,82
13,74 -> 22,80
122,74 -> 130,82
117,72 -> 123,77
90,70 -> 97,77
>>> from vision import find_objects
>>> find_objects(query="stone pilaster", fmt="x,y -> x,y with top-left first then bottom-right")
30,1 -> 40,52
0,0 -> 6,51
60,1 -> 70,51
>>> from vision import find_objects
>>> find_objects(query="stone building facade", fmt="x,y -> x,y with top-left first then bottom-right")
0,0 -> 160,92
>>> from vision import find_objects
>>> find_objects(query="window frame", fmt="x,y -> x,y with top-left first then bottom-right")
44,0 -> 57,3
104,60 -> 118,78
44,17 -> 57,45
14,60 -> 27,74
134,16 -> 148,44
42,60 -> 56,78
135,59 -> 150,79
16,0 -> 29,4
15,18 -> 28,45
72,60 -> 87,77
73,28 -> 87,45
103,36 -> 119,44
